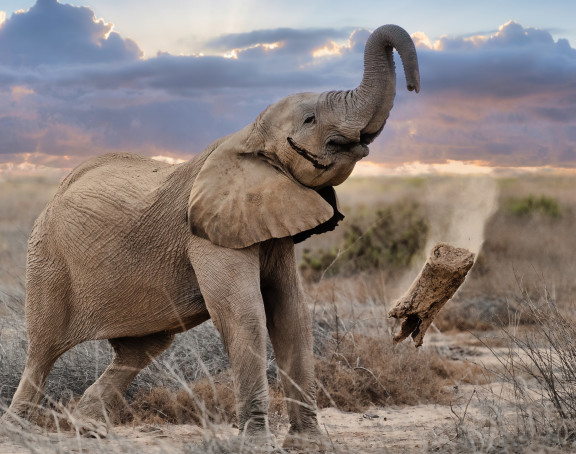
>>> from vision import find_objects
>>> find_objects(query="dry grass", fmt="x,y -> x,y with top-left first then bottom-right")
0,178 -> 59,293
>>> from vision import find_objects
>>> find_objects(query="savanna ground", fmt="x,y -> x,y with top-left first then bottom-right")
1,173 -> 576,453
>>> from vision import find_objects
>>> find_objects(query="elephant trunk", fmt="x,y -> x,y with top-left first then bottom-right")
332,25 -> 420,141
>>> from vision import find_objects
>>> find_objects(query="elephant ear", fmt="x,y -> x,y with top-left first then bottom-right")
188,145 -> 338,249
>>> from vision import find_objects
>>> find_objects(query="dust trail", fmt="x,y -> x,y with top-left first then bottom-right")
391,176 -> 499,300
424,176 -> 499,255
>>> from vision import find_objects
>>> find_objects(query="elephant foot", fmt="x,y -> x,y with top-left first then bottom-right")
282,427 -> 332,452
0,411 -> 24,432
202,433 -> 283,453
69,414 -> 109,438
70,393 -> 116,438
0,411 -> 42,436
240,432 -> 282,453
70,404 -> 110,438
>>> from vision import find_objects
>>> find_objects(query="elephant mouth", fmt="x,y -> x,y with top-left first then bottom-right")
287,137 -> 333,171
326,135 -> 370,159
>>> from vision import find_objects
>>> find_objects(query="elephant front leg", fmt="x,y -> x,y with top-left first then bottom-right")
265,291 -> 327,450
261,239 -> 328,450
221,311 -> 269,435
188,239 -> 273,443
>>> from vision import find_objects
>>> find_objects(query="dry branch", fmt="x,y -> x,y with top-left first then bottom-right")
389,242 -> 475,347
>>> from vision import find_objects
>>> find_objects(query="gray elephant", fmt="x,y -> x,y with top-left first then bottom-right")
2,24 -> 419,450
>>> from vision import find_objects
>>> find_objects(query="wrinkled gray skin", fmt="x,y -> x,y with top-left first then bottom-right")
2,25 -> 419,449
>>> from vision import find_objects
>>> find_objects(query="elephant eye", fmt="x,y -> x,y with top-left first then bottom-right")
303,114 -> 316,125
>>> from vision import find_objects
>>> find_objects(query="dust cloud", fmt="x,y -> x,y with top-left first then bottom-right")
390,176 -> 499,301
424,176 -> 499,254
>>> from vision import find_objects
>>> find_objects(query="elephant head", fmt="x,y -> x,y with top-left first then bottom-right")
188,24 -> 420,248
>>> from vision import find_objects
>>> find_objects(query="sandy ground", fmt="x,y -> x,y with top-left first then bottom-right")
0,332 -> 508,453
0,404 -> 467,453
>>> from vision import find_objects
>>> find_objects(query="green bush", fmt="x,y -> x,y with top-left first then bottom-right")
507,194 -> 561,218
301,200 -> 428,281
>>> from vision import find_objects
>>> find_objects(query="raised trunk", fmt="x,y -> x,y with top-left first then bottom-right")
340,25 -> 420,139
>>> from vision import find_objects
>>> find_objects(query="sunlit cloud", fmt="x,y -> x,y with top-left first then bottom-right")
151,155 -> 186,165
411,31 -> 435,50
10,85 -> 34,102
414,20 -> 560,52
0,161 -> 62,180
312,40 -> 344,58
388,160 -> 496,176
0,11 -> 6,27
352,160 -> 496,176
0,0 -> 142,66
223,49 -> 238,59
352,160 -> 576,177
222,41 -> 283,59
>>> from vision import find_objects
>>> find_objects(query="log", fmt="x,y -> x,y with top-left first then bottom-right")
388,242 -> 475,347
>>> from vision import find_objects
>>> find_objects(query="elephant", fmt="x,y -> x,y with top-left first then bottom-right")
1,24 -> 419,449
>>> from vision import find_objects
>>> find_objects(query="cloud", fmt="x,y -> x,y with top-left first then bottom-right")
204,27 -> 354,58
415,21 -> 576,99
0,3 -> 574,172
378,21 -> 576,167
0,0 -> 141,66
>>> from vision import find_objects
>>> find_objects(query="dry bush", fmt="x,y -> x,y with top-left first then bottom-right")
438,291 -> 576,453
82,329 -> 479,430
116,375 -> 287,429
0,315 -> 233,410
495,297 -> 576,431
300,199 -> 428,282
120,373 -> 237,425
315,332 -> 486,412
3,312 -> 478,433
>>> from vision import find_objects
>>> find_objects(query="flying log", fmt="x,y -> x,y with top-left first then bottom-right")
388,242 -> 475,347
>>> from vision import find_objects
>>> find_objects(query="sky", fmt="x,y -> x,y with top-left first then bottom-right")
0,0 -> 575,177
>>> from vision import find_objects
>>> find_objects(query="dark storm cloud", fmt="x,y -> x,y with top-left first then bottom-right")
0,2 -> 575,171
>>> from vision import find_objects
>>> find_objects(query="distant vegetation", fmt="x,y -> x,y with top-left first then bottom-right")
300,200 -> 428,281
506,194 -> 561,218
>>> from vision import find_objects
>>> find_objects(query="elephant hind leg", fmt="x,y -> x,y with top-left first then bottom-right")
72,331 -> 174,436
2,265 -> 77,425
1,343 -> 72,425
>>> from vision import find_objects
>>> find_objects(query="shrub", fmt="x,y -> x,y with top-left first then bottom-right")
498,296 -> 576,429
315,333 -> 478,411
441,292 -> 576,453
300,200 -> 428,281
507,194 -> 561,218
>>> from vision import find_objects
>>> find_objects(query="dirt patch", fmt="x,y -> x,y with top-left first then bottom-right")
0,403 -> 472,453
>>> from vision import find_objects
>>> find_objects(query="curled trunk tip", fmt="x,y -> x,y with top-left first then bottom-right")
346,24 -> 420,136
366,24 -> 420,94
